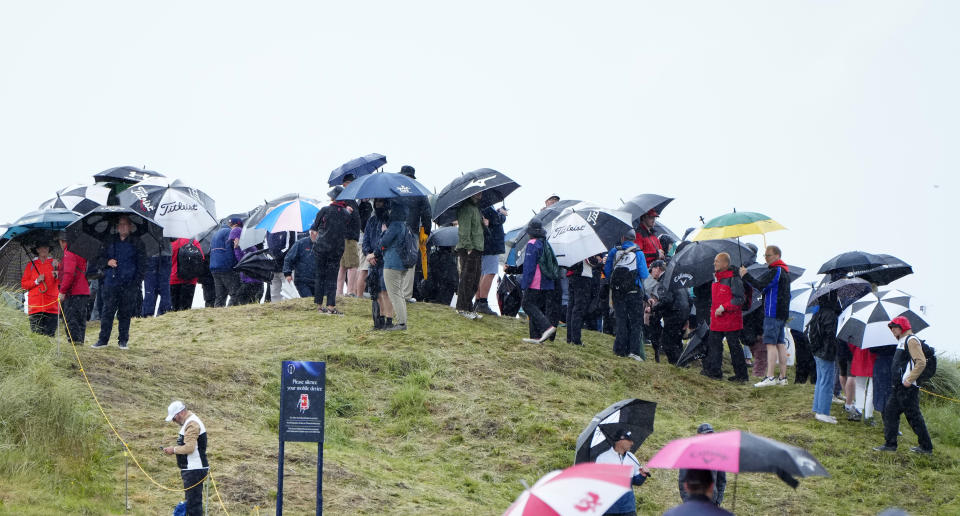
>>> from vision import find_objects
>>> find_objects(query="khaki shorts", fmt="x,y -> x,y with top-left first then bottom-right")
341,240 -> 360,269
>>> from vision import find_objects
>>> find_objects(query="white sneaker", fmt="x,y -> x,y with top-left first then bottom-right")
537,326 -> 557,343
832,396 -> 845,405
627,353 -> 645,362
458,310 -> 476,320
471,312 -> 483,320
815,413 -> 838,424
777,377 -> 788,386
754,377 -> 778,388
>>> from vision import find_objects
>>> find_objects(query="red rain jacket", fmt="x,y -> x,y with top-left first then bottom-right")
21,258 -> 59,314
710,268 -> 745,332
58,247 -> 90,296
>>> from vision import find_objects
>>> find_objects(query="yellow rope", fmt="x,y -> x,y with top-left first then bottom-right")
919,387 -> 960,404
57,299 -> 232,514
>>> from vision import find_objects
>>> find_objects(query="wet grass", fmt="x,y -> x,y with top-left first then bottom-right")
0,297 -> 958,514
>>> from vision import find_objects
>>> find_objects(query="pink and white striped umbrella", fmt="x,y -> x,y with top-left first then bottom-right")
502,463 -> 633,516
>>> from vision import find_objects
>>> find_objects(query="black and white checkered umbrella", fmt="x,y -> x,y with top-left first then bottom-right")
116,178 -> 217,238
547,202 -> 633,267
38,183 -> 111,215
836,289 -> 928,349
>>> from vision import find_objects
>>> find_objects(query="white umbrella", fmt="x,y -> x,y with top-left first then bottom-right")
38,183 -> 111,215
546,202 -> 633,267
116,177 -> 218,239
836,289 -> 929,349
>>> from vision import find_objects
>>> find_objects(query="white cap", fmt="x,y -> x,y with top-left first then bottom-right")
165,400 -> 185,421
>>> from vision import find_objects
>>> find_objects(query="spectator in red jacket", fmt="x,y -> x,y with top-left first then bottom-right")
57,234 -> 90,344
170,238 -> 204,311
700,252 -> 749,382
634,209 -> 665,266
21,241 -> 60,336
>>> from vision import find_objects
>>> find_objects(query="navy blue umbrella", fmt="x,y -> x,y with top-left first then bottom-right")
336,172 -> 431,200
328,153 -> 387,186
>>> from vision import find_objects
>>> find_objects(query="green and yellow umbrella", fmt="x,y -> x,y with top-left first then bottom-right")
692,211 -> 786,243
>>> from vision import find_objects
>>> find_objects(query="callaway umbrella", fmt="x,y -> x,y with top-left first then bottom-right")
38,183 -> 111,215
502,463 -> 633,516
618,194 -> 674,225
64,206 -> 166,262
337,172 -> 432,201
646,430 -> 829,488
116,178 -> 218,239
233,249 -> 277,283
425,226 -> 459,248
328,153 -> 386,186
432,168 -> 520,226
676,321 -> 710,368
93,165 -> 165,184
661,239 -> 757,290
546,203 -> 633,267
836,289 -> 928,349
574,399 -> 657,464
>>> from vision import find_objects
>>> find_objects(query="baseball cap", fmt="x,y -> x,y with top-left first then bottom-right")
545,193 -> 560,202
696,422 -> 715,434
165,400 -> 185,421
613,429 -> 634,441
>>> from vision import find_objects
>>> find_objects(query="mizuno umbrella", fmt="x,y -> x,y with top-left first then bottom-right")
64,206 -> 166,262
337,172 -> 432,201
574,399 -> 657,464
93,165 -> 165,184
661,239 -> 756,290
502,463 -> 634,516
116,178 -> 218,239
547,203 -> 633,267
432,168 -> 520,226
38,183 -> 111,215
328,153 -> 387,186
233,249 -> 277,283
836,289 -> 928,349
618,194 -> 674,225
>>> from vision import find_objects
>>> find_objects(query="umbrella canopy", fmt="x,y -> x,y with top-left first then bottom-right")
425,226 -> 459,248
502,463 -> 633,516
662,239 -> 756,290
836,289 -> 928,349
574,399 -> 657,464
652,221 -> 681,245
337,172 -> 432,201
253,196 -> 322,234
432,168 -> 520,225
116,178 -> 218,239
509,200 -> 582,264
692,211 -> 786,242
328,153 -> 387,186
745,262 -> 805,283
547,203 -> 633,267
844,255 -> 913,286
64,206 -> 166,261
676,321 -> 710,368
38,183 -> 112,215
618,194 -> 674,225
807,278 -> 873,310
646,430 -> 829,488
0,239 -> 64,291
93,165 -> 165,184
233,249 -> 277,283
787,282 -> 818,332
817,251 -> 912,285
2,209 -> 79,241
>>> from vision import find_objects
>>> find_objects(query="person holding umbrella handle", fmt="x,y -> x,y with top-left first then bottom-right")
595,429 -> 650,516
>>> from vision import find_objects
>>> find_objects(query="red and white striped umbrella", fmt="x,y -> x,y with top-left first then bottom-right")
502,463 -> 632,516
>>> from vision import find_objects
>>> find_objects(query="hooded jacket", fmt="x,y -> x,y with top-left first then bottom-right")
380,200 -> 410,271
282,236 -> 317,284
710,268 -> 745,332
455,198 -> 484,252
398,196 -> 432,237
22,258 -> 59,314
310,201 -> 351,259
100,235 -> 147,288
208,226 -> 238,272
634,224 -> 663,266
58,246 -> 90,297
480,206 -> 507,255
743,260 -> 790,320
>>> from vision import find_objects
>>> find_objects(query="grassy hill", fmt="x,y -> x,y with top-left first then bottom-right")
0,297 -> 958,515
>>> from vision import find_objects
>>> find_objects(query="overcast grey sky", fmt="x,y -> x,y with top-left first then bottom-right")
2,1 -> 956,355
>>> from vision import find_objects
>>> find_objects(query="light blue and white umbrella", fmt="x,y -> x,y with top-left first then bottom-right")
239,194 -> 323,249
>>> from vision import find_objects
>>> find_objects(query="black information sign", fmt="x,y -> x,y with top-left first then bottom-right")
279,360 -> 326,442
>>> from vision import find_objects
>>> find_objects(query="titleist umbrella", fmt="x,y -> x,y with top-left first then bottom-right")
502,463 -> 633,516
547,203 -> 633,267
509,200 -> 582,264
432,168 -> 520,226
116,178 -> 218,239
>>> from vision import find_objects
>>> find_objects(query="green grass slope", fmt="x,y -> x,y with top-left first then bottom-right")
1,298 -> 958,515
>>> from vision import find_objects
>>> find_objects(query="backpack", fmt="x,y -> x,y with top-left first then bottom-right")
909,337 -> 938,385
176,241 -> 206,281
398,227 -> 420,269
610,245 -> 640,293
537,241 -> 561,280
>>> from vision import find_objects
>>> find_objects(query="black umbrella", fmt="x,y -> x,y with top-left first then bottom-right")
507,199 -> 582,251
618,194 -> 674,224
575,399 -> 657,464
432,168 -> 520,226
745,262 -> 806,283
425,226 -> 459,248
653,221 -> 680,244
844,255 -> 913,286
663,239 -> 757,290
0,239 -> 63,291
676,321 -> 710,368
233,249 -> 276,283
807,278 -> 873,309
818,251 -> 912,284
496,273 -> 523,317
93,165 -> 165,185
64,206 -> 166,262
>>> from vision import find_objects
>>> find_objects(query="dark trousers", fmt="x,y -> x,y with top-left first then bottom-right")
294,280 -> 314,298
61,294 -> 89,343
170,284 -> 196,311
314,254 -> 341,306
98,284 -> 138,345
211,270 -> 241,307
646,317 -> 663,361
237,282 -> 263,305
612,291 -> 644,357
90,279 -> 103,320
873,354 -> 894,413
199,270 -> 215,307
456,249 -> 482,311
29,312 -> 58,337
703,330 -> 749,379
523,288 -> 554,339
181,468 -> 207,516
141,256 -> 172,317
566,276 -> 592,344
660,312 -> 685,365
882,385 -> 933,450
791,329 -> 817,384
